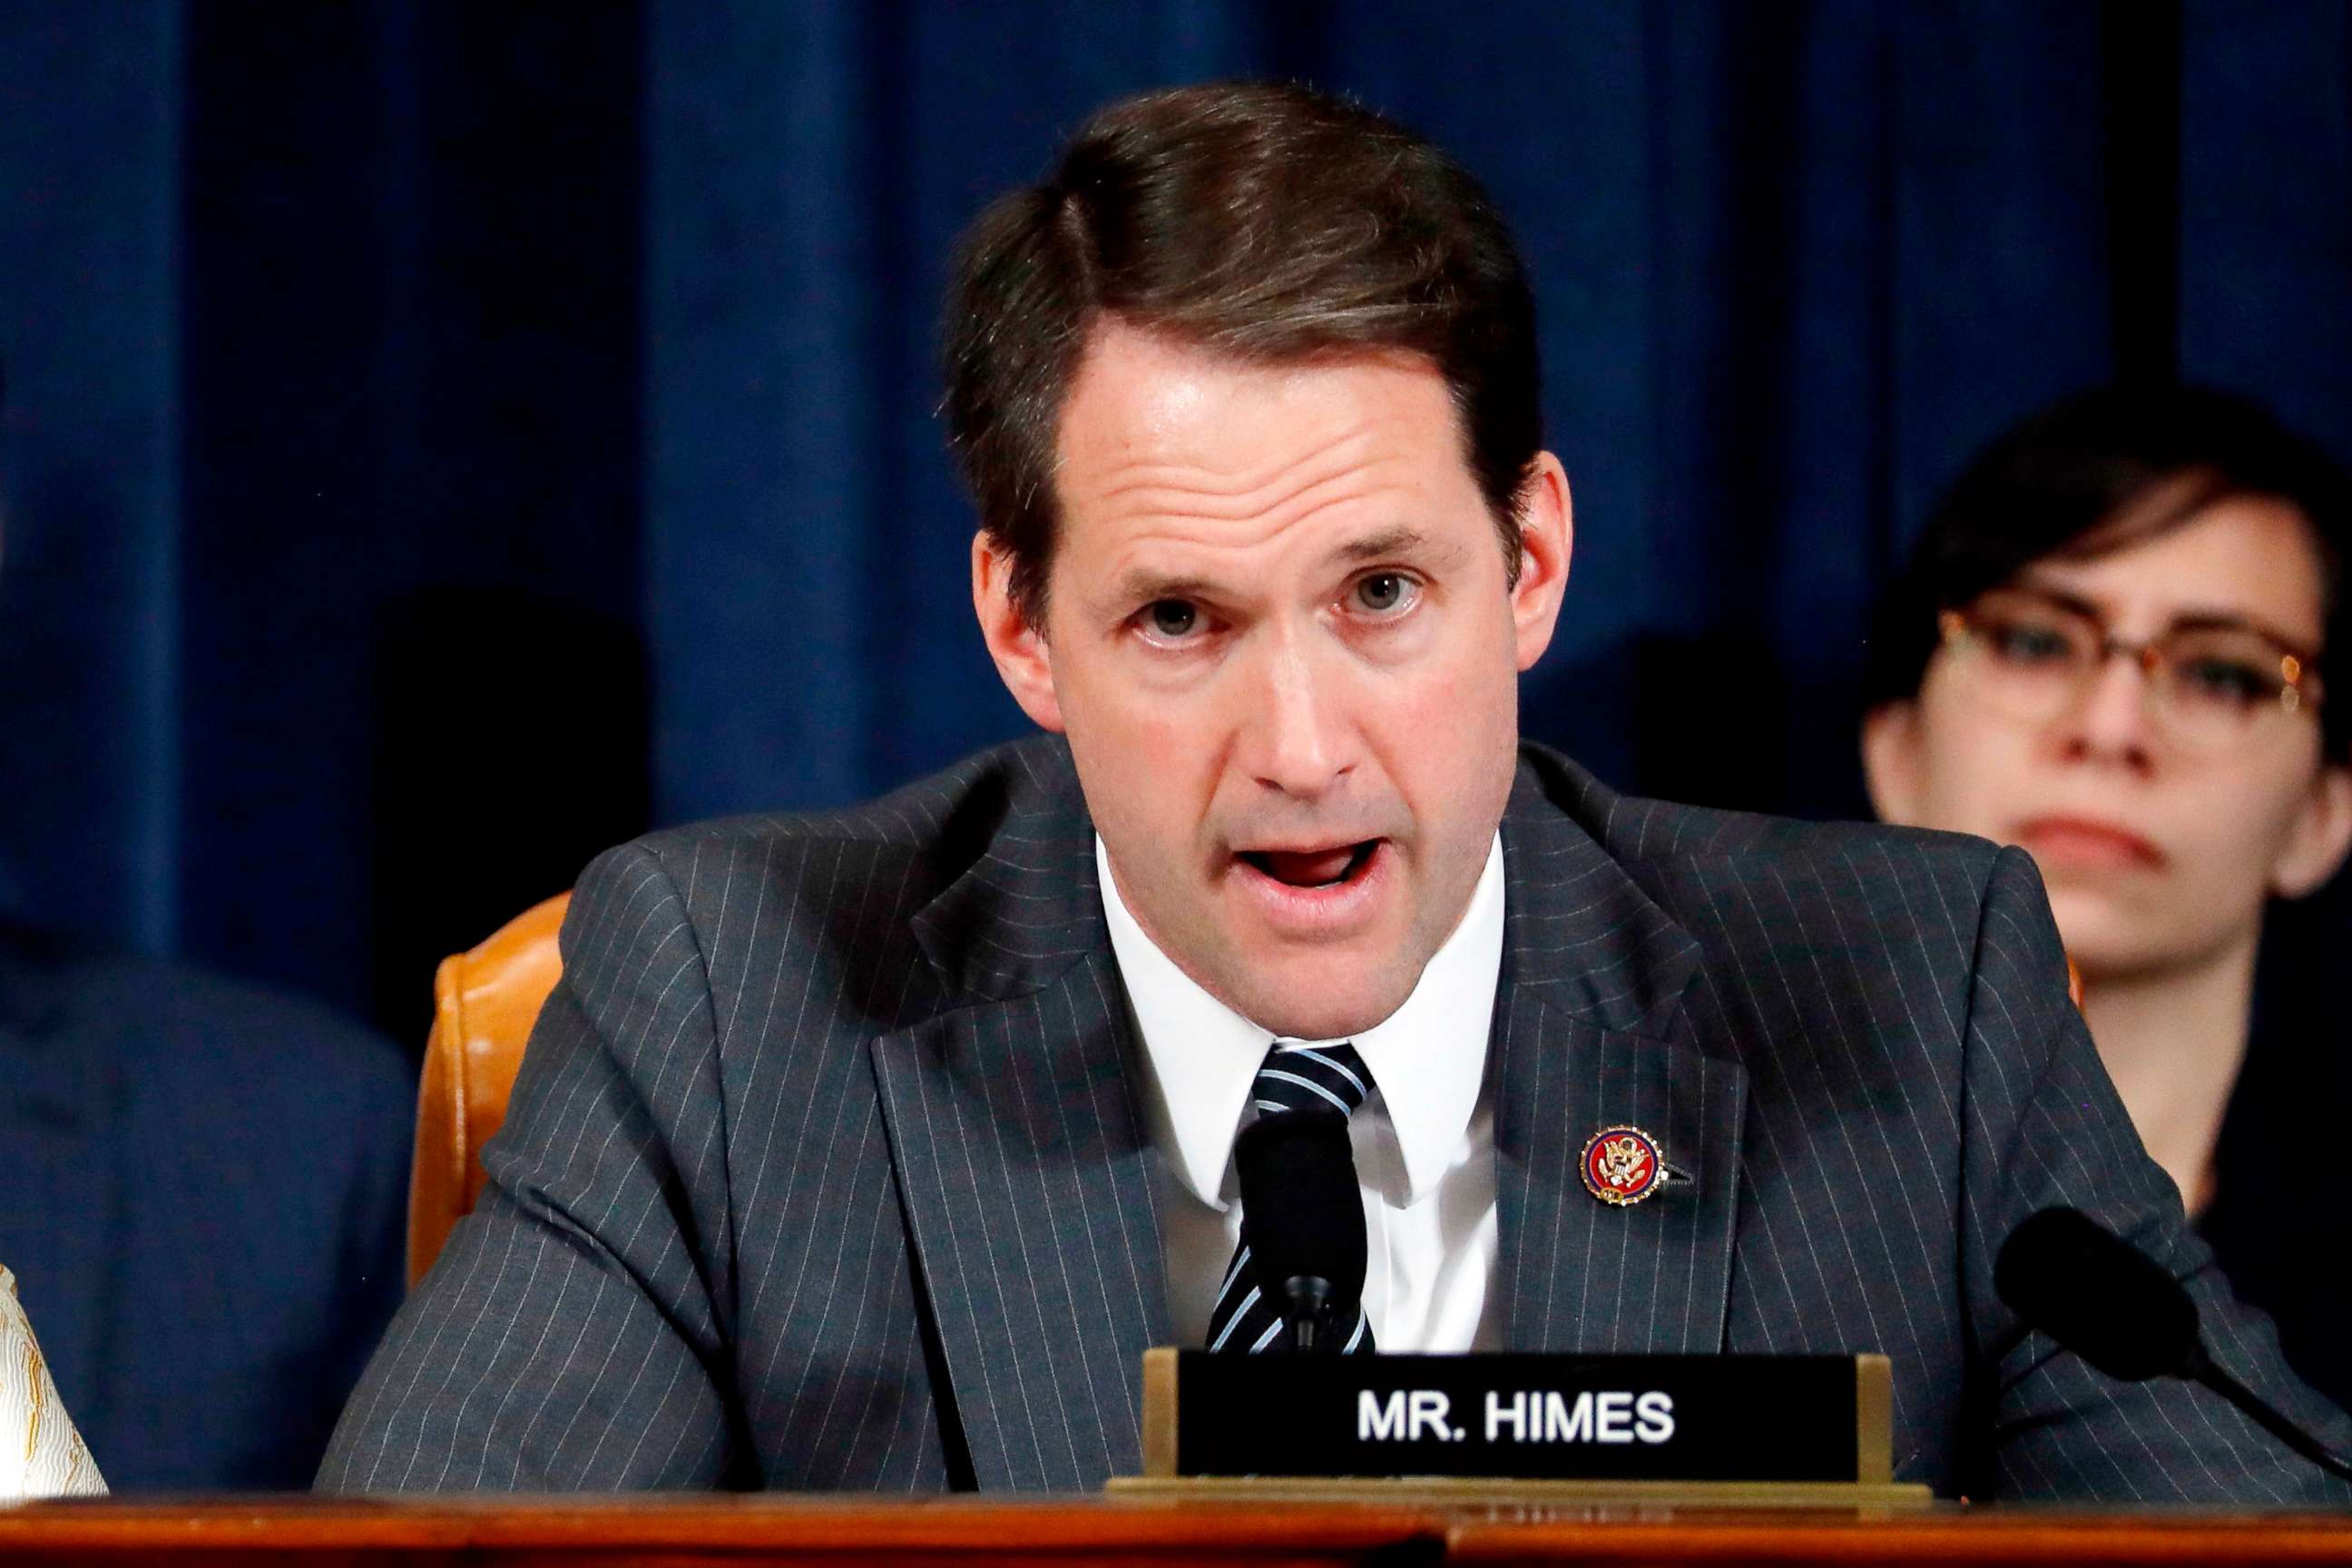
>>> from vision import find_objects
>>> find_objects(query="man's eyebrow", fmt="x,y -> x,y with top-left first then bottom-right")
1102,528 -> 1460,607
1335,526 -> 1456,564
1107,567 -> 1223,606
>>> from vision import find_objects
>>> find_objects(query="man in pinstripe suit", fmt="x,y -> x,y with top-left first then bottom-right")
320,83 -> 2350,1499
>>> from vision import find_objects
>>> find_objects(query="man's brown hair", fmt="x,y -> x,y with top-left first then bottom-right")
942,80 -> 1543,625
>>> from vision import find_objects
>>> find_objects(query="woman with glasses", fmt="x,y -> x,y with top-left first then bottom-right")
1861,386 -> 2352,1410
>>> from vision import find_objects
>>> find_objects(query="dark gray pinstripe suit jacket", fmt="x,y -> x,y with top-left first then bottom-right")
318,736 -> 2351,1500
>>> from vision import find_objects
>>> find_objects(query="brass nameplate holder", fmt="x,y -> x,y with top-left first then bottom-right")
1108,1348 -> 1932,1506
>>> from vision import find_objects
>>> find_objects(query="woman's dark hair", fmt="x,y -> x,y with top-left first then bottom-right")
941,80 -> 1541,626
1865,386 -> 2352,760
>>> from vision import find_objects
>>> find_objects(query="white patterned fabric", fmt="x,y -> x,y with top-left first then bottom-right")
0,1266 -> 106,1498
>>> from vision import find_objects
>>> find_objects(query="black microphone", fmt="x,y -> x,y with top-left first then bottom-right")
1995,1206 -> 2352,1482
1235,1111 -> 1367,1352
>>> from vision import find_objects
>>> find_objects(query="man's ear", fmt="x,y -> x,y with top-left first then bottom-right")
2270,761 -> 2352,898
1511,452 -> 1573,672
1860,701 -> 1926,826
971,530 -> 1065,732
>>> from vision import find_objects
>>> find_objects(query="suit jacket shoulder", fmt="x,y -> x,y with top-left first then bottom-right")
1505,740 -> 2007,1065
572,736 -> 1093,1048
1523,740 -> 2004,942
319,736 -> 1115,1492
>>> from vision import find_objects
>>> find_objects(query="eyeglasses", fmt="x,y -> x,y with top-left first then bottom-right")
1934,586 -> 2325,751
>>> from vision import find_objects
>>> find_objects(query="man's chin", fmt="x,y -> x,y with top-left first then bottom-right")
1218,963 -> 1419,1043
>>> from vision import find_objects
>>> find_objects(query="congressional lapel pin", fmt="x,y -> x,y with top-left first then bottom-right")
1580,1124 -> 1691,1206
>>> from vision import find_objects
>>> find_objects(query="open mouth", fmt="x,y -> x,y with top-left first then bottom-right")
1238,840 -> 1381,889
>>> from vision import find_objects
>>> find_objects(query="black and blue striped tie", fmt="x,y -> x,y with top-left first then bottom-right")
1205,1040 -> 1377,1355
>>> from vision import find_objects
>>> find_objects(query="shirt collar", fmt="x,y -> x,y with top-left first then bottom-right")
1099,833 -> 1504,1209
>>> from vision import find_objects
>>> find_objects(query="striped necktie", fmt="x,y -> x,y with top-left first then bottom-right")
1205,1040 -> 1377,1355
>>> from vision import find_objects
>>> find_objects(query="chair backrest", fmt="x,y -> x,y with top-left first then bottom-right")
407,893 -> 570,1287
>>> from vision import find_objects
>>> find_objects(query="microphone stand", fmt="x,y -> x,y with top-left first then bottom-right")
1996,1206 -> 2352,1487
2183,1344 -> 2352,1485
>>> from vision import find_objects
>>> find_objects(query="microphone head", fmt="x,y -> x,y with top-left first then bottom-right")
1994,1206 -> 2202,1382
1235,1112 -> 1367,1326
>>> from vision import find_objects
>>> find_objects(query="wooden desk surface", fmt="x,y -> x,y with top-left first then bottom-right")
1,1494 -> 2349,1566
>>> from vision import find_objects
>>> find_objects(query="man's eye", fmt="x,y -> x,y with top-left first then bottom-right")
1145,600 -> 1200,639
1352,573 -> 1417,615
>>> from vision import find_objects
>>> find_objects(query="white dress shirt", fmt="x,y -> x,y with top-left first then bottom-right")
1097,834 -> 1504,1352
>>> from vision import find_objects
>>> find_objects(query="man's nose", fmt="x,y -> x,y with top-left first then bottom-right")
1238,629 -> 1354,798
2053,652 -> 2157,772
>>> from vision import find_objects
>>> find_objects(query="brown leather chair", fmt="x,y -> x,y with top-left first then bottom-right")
407,893 -> 570,1287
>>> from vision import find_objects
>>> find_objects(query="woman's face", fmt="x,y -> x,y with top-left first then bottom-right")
1864,495 -> 2352,982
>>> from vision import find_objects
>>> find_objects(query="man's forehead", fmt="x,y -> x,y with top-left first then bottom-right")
1062,321 -> 1450,442
1056,327 -> 1465,498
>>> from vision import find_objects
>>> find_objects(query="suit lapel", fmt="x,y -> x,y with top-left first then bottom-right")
872,749 -> 1168,1491
1491,756 -> 1748,1355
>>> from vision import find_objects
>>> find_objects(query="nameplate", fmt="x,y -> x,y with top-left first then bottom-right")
1140,1348 -> 1893,1483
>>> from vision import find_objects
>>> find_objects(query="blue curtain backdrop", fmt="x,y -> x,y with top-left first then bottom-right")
2,0 -> 2348,1035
